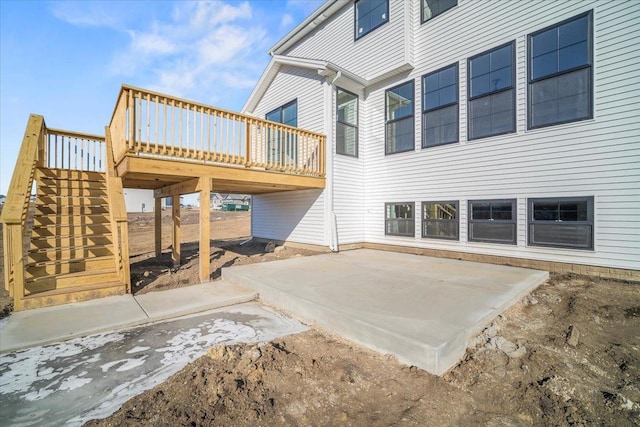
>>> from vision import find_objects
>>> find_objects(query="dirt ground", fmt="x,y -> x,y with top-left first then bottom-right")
88,273 -> 640,426
1,207 -> 639,425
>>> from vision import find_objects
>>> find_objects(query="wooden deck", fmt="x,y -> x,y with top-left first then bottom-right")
1,85 -> 326,311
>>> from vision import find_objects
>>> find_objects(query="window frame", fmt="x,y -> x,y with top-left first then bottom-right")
385,79 -> 415,155
336,87 -> 359,157
421,0 -> 458,24
422,201 -> 459,240
265,99 -> 298,127
527,11 -> 594,130
265,99 -> 298,166
354,0 -> 389,41
527,196 -> 594,250
422,63 -> 459,148
385,202 -> 416,237
467,41 -> 517,141
468,199 -> 517,245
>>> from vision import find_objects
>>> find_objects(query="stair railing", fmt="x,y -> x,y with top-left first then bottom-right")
104,127 -> 131,292
44,128 -> 106,172
109,85 -> 326,178
1,114 -> 46,310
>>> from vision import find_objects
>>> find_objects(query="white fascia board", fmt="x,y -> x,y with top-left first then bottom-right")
269,0 -> 346,55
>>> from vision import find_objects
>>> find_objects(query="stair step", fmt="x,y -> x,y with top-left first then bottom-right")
37,168 -> 106,182
33,214 -> 110,226
20,281 -> 126,310
31,223 -> 113,237
28,245 -> 114,263
37,186 -> 108,197
25,268 -> 121,291
35,205 -> 110,215
36,195 -> 109,206
25,255 -> 116,277
30,235 -> 113,250
38,178 -> 107,190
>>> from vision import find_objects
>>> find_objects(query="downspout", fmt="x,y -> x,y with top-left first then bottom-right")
323,70 -> 341,252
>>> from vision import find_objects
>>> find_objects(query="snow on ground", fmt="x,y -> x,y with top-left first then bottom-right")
0,302 -> 307,427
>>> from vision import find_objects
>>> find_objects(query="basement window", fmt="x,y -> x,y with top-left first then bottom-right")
468,199 -> 517,244
385,202 -> 415,237
355,0 -> 389,40
528,197 -> 594,250
422,201 -> 459,240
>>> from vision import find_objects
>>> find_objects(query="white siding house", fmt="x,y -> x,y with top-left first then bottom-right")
124,189 -> 165,213
244,0 -> 640,272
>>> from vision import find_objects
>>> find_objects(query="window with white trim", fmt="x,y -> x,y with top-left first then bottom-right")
385,80 -> 415,155
355,0 -> 388,40
468,199 -> 517,244
385,202 -> 415,237
528,11 -> 593,129
422,64 -> 458,148
468,42 -> 515,140
528,197 -> 594,250
422,201 -> 459,240
336,88 -> 358,157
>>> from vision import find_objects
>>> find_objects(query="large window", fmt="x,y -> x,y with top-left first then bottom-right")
528,197 -> 594,250
422,201 -> 459,240
337,88 -> 358,157
468,42 -> 515,140
265,100 -> 297,166
468,199 -> 517,244
355,0 -> 388,40
422,64 -> 458,148
386,80 -> 415,155
422,0 -> 457,23
385,202 -> 415,237
528,12 -> 593,129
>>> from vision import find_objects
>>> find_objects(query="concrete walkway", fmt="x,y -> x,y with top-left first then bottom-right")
0,281 -> 256,353
222,249 -> 549,375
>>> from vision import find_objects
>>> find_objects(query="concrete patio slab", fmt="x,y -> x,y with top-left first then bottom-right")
222,249 -> 549,375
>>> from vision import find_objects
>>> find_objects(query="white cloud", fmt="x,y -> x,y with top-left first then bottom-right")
280,13 -> 295,31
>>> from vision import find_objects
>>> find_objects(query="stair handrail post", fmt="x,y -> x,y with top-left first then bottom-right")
0,114 -> 46,309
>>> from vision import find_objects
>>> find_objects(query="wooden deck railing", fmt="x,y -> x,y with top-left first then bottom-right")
109,85 -> 326,177
1,115 -> 46,308
44,128 -> 106,172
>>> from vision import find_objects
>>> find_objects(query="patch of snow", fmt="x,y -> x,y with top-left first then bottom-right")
126,346 -> 150,354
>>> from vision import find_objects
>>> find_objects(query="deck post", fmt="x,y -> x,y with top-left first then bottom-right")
172,195 -> 181,267
154,197 -> 162,257
199,177 -> 211,283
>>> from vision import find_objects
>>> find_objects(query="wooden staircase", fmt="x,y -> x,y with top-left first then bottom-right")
19,168 -> 125,309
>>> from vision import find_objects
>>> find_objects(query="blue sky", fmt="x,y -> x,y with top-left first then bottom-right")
0,0 -> 324,197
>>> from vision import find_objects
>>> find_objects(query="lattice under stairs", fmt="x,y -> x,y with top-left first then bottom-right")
20,168 -> 126,309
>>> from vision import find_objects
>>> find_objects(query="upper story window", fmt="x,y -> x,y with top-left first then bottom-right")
355,0 -> 389,40
385,80 -> 415,155
422,64 -> 458,148
336,88 -> 359,157
528,12 -> 593,129
266,100 -> 297,127
265,100 -> 298,165
422,0 -> 457,23
468,42 -> 515,140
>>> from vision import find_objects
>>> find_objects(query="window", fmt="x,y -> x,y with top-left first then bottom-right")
265,100 -> 297,166
386,80 -> 415,154
355,0 -> 388,39
528,197 -> 594,250
422,0 -> 457,23
468,199 -> 517,244
468,42 -> 516,140
337,88 -> 359,157
422,201 -> 459,240
422,64 -> 458,148
528,12 -> 593,129
385,202 -> 415,237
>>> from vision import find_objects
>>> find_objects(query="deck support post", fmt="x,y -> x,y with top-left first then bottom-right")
172,195 -> 181,267
154,197 -> 162,258
199,177 -> 211,283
